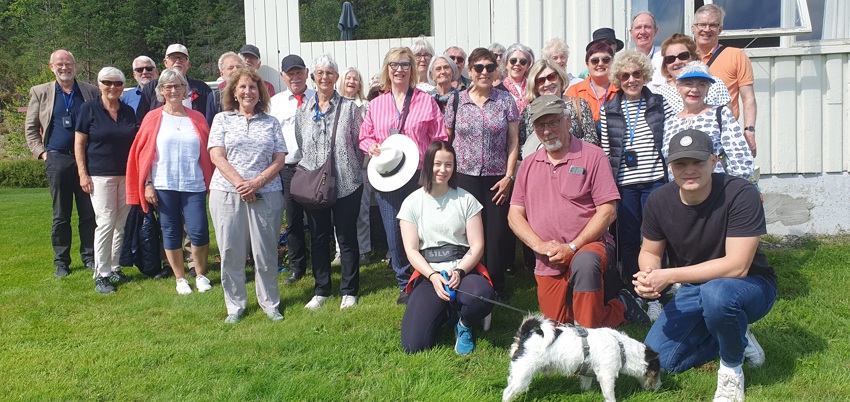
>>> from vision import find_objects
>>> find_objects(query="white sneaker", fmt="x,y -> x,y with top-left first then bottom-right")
713,371 -> 745,402
482,313 -> 492,331
175,278 -> 192,295
647,300 -> 664,322
305,295 -> 329,310
331,253 -> 341,266
744,326 -> 765,367
339,295 -> 358,310
195,274 -> 212,293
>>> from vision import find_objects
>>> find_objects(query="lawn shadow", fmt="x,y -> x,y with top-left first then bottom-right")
764,236 -> 819,301
746,321 -> 828,386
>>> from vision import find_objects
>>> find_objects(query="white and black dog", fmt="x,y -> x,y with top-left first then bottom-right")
502,314 -> 661,402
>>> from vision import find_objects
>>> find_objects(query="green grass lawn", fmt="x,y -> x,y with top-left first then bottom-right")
2,188 -> 849,401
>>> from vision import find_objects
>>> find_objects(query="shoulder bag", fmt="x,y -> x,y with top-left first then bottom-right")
290,98 -> 343,209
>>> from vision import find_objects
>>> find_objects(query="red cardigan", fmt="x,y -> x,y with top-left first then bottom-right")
126,107 -> 214,213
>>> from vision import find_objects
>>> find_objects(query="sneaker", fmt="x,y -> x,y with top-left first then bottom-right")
340,295 -> 358,310
84,261 -> 96,271
713,371 -> 745,402
482,313 -> 492,332
224,314 -> 241,324
359,253 -> 370,265
305,295 -> 329,310
647,300 -> 664,322
54,265 -> 71,278
619,289 -> 651,325
744,326 -> 765,367
175,278 -> 193,295
95,276 -> 115,294
109,270 -> 132,284
454,320 -> 475,355
331,253 -> 341,266
396,291 -> 410,305
266,310 -> 284,322
196,274 -> 212,293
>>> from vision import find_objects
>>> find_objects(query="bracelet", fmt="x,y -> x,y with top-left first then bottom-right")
567,242 -> 579,252
144,180 -> 153,186
453,268 -> 465,279
258,173 -> 267,184
505,175 -> 515,180
427,271 -> 439,280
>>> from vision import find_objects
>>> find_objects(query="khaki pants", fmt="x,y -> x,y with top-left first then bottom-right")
90,176 -> 131,278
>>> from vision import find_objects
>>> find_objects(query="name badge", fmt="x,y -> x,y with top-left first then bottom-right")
568,165 -> 586,175
62,115 -> 73,129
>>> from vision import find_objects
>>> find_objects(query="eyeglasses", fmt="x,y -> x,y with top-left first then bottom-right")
589,56 -> 612,65
533,117 -> 562,131
619,70 -> 643,82
134,66 -> 155,73
314,70 -> 337,77
166,55 -> 188,62
664,51 -> 691,65
51,62 -> 75,68
471,63 -> 497,73
100,80 -> 124,87
388,62 -> 412,71
694,22 -> 721,31
509,57 -> 529,66
162,84 -> 184,91
448,55 -> 465,64
494,53 -> 503,59
414,53 -> 432,60
534,72 -> 560,86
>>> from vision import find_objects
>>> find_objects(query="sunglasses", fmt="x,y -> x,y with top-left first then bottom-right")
134,66 -> 155,73
509,57 -> 529,66
664,51 -> 691,65
388,62 -> 412,71
449,55 -> 465,64
589,56 -> 612,65
534,72 -> 560,86
100,80 -> 124,87
619,70 -> 644,82
494,53 -> 503,59
472,63 -> 497,73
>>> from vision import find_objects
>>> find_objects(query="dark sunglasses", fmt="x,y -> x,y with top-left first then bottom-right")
449,55 -> 465,64
619,70 -> 644,81
664,51 -> 691,64
100,80 -> 124,87
509,57 -> 529,66
472,63 -> 497,73
589,56 -> 612,65
134,66 -> 155,73
534,72 -> 559,86
494,53 -> 504,59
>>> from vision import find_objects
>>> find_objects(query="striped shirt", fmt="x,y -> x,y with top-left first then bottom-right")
358,88 -> 447,168
600,99 -> 666,186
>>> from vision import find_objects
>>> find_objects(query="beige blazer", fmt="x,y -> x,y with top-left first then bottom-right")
24,80 -> 100,158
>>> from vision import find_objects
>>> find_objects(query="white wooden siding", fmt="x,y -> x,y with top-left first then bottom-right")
244,0 -> 850,175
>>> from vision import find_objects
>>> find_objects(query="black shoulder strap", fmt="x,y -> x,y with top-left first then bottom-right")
715,104 -> 724,132
451,91 -> 460,132
706,45 -> 726,67
398,87 -> 414,133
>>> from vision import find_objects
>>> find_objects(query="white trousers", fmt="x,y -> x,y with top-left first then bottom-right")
90,176 -> 131,279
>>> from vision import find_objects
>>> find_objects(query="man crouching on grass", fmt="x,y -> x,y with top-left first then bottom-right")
633,129 -> 776,402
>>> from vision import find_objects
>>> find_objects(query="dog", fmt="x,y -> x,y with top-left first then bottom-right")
502,314 -> 661,402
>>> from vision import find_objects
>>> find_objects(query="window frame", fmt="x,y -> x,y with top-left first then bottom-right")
699,0 -> 813,39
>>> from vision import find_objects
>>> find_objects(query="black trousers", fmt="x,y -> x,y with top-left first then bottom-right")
305,185 -> 363,297
456,174 -> 515,294
281,164 -> 307,275
45,151 -> 95,267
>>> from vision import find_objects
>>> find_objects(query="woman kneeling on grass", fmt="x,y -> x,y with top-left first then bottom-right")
398,140 -> 494,355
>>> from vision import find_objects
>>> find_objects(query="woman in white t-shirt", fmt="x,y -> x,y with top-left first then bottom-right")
398,140 -> 494,355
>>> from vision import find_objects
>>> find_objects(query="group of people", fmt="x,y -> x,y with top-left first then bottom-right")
25,4 -> 773,402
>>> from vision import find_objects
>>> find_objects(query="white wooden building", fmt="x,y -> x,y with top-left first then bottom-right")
244,0 -> 850,235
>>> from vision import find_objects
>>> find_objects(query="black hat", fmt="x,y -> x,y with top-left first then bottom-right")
586,28 -> 625,52
668,129 -> 714,162
280,54 -> 306,72
239,44 -> 261,59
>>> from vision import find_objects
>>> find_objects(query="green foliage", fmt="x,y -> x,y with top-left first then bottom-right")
300,0 -> 431,42
0,159 -> 47,187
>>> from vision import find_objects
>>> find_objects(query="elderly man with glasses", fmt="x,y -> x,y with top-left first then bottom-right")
121,56 -> 159,113
137,44 -> 212,121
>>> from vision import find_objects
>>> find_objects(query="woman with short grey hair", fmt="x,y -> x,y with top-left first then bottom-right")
426,54 -> 458,114
411,37 -> 435,91
488,43 -> 506,86
497,43 -> 535,113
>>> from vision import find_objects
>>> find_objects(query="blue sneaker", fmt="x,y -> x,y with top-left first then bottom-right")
454,320 -> 475,355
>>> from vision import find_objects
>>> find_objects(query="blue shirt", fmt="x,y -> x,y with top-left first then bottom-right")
75,97 -> 138,176
121,85 -> 144,113
47,81 -> 84,152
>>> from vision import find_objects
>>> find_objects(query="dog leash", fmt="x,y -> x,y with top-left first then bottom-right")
453,288 -> 533,316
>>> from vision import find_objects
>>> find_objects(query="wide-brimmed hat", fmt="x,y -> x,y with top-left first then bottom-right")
586,28 -> 625,52
668,129 -> 714,162
367,135 -> 419,192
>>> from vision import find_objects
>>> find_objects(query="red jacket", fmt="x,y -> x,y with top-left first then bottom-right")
126,107 -> 214,213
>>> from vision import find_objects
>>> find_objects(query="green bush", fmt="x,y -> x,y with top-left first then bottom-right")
0,158 -> 47,187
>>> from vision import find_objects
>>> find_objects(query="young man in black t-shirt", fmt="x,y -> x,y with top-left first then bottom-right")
633,129 -> 776,402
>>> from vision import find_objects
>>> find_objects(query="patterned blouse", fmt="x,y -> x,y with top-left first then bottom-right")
656,78 -> 732,116
208,111 -> 286,193
443,88 -> 519,176
663,105 -> 753,181
295,92 -> 364,198
518,96 -> 598,159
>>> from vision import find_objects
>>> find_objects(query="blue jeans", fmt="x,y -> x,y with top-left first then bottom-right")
616,179 -> 664,283
155,190 -> 209,250
375,172 -> 419,290
645,275 -> 776,373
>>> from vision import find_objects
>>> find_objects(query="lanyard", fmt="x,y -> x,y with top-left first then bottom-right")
62,89 -> 74,113
590,82 -> 609,104
313,93 -> 328,121
623,98 -> 644,146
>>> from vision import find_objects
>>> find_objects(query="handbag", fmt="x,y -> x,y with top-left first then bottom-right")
290,98 -> 343,209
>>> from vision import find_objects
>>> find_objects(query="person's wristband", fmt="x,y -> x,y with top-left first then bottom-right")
505,174 -> 515,181
453,268 -> 465,279
427,271 -> 439,280
258,173 -> 267,185
567,241 -> 579,252
144,180 -> 153,187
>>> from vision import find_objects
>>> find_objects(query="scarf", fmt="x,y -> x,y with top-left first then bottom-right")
502,75 -> 529,113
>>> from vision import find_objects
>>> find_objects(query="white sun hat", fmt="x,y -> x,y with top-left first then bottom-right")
367,135 -> 420,192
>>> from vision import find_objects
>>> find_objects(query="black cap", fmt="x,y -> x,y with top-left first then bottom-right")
586,28 -> 625,52
667,129 -> 714,162
280,54 -> 306,72
239,44 -> 260,59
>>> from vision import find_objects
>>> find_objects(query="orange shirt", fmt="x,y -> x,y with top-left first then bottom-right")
565,78 -> 617,121
701,45 -> 754,119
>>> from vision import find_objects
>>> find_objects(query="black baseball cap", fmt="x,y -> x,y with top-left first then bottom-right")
280,54 -> 306,72
667,129 -> 714,162
239,44 -> 261,59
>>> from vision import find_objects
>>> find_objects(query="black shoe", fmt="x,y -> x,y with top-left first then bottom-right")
153,268 -> 174,280
54,265 -> 71,278
84,261 -> 96,271
396,291 -> 410,305
619,289 -> 651,325
95,277 -> 116,294
109,270 -> 132,284
284,272 -> 303,284
188,267 -> 197,278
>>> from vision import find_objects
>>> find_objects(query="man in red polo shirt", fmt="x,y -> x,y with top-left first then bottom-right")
509,95 -> 649,327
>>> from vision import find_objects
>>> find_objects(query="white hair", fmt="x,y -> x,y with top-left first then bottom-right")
312,53 -> 339,74
97,66 -> 125,83
427,54 -> 459,86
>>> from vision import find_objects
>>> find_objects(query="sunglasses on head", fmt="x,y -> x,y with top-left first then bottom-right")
619,70 -> 643,81
664,51 -> 691,64
509,57 -> 529,66
472,63 -> 497,73
589,56 -> 612,65
100,80 -> 124,87
134,66 -> 155,73
534,72 -> 559,86
449,55 -> 465,63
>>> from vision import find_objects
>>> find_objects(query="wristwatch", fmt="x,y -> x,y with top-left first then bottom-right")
744,126 -> 755,132
567,242 -> 579,252
506,175 -> 515,180
144,180 -> 153,186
